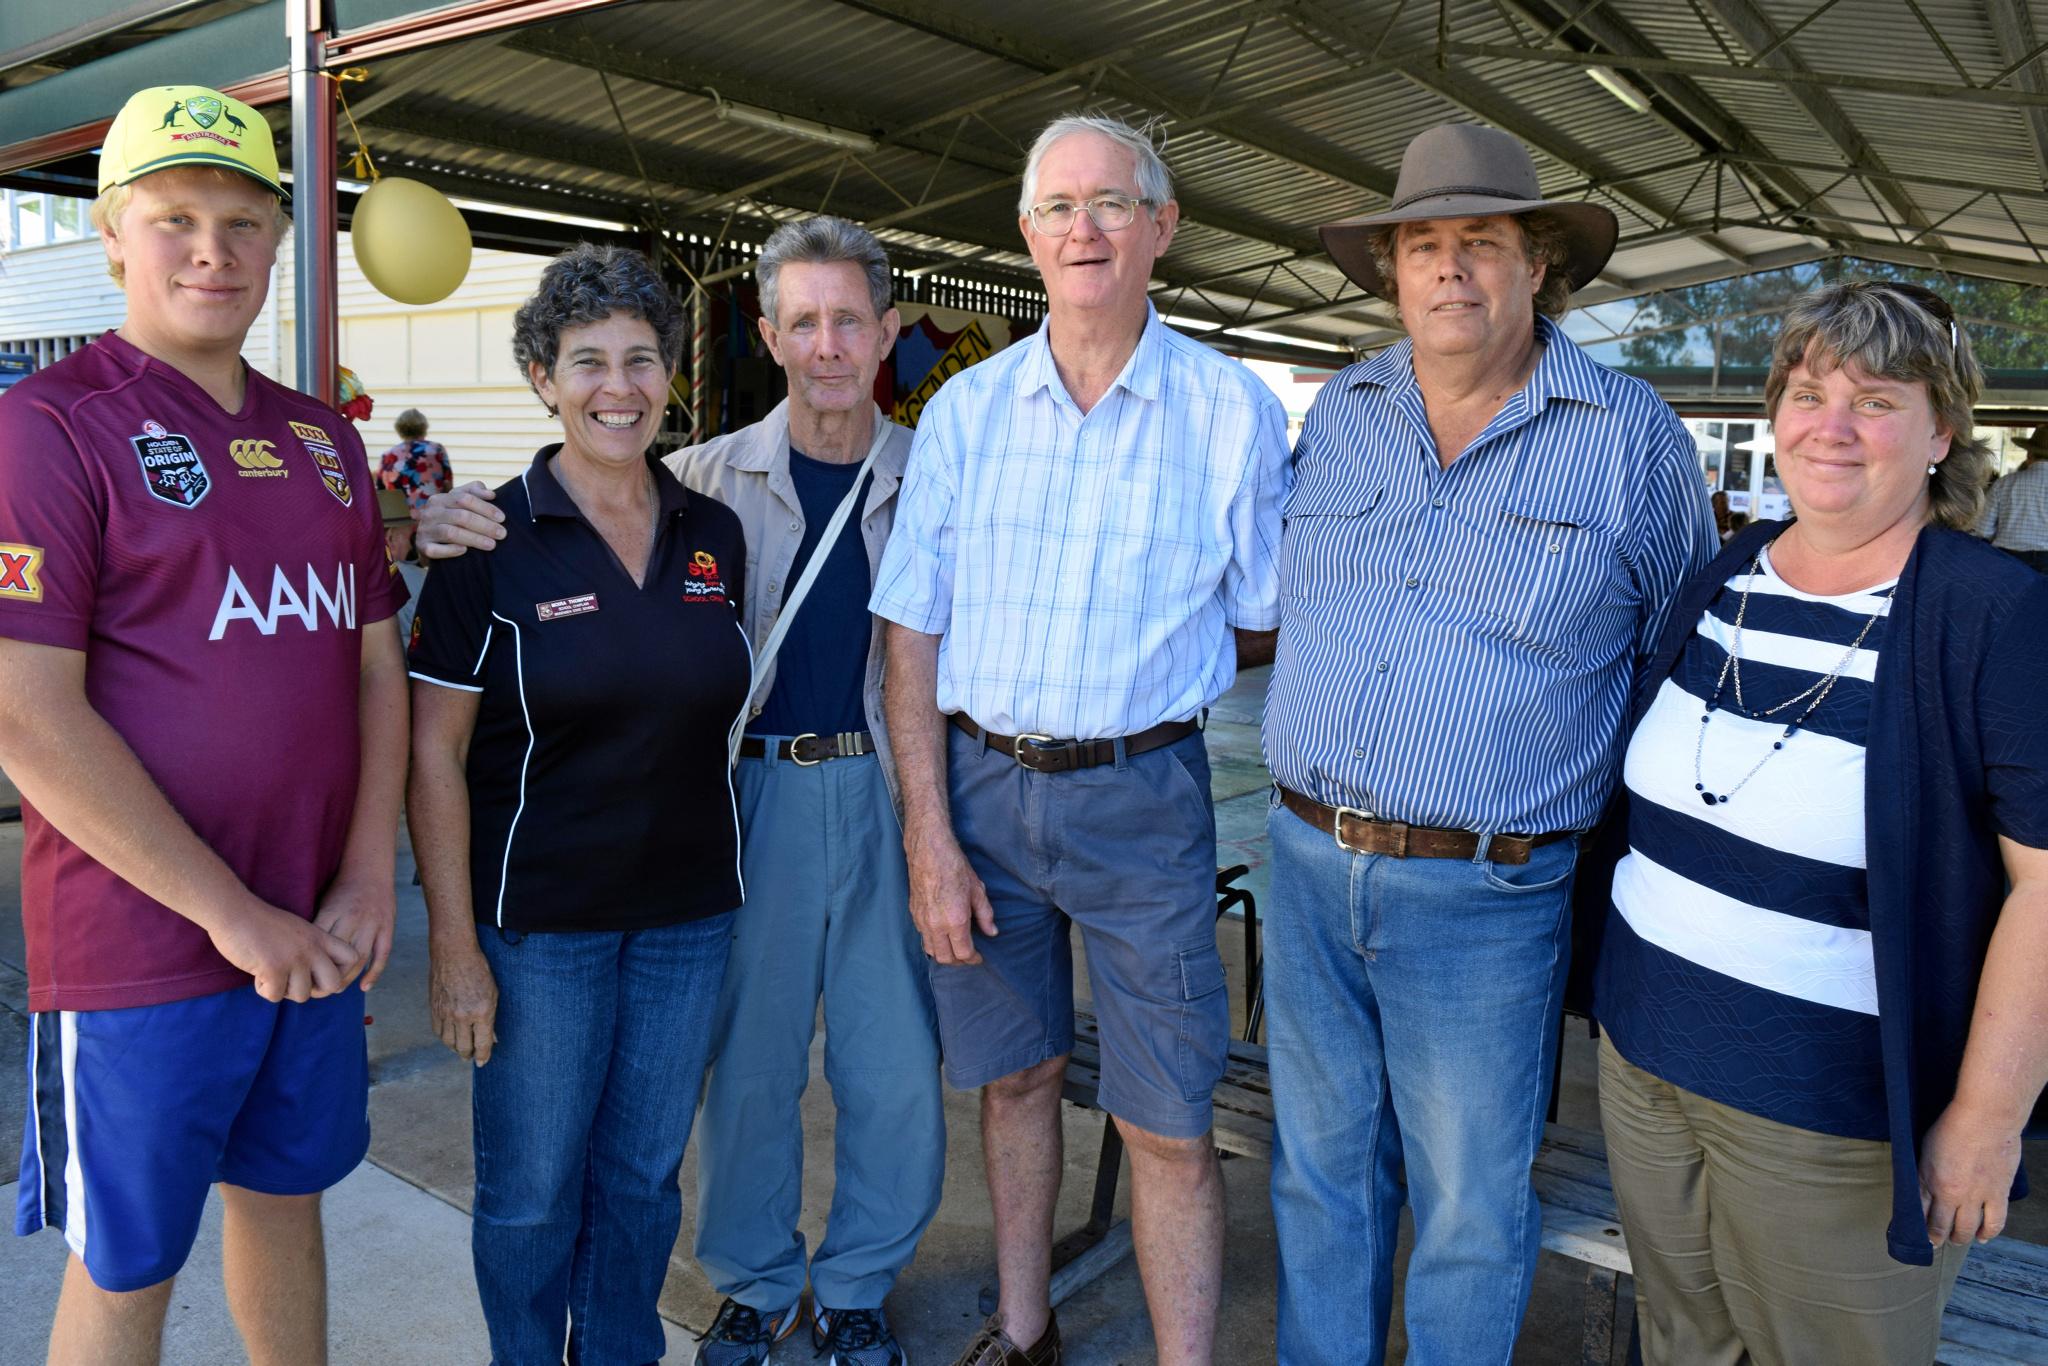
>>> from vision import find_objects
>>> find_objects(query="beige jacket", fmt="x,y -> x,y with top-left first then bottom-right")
664,399 -> 911,807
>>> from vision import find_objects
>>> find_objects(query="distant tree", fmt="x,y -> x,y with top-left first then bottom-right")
1617,260 -> 2048,370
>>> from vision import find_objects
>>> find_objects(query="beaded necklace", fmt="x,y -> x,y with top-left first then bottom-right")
1691,548 -> 1890,806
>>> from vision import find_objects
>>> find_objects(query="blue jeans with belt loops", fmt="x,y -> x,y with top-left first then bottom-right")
470,915 -> 731,1366
1264,795 -> 1577,1366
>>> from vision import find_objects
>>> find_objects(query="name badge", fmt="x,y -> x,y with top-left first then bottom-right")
536,593 -> 599,622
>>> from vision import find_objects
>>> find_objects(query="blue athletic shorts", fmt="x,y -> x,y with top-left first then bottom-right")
15,983 -> 370,1291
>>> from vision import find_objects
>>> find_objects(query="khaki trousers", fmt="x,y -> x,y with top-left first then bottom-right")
1598,1037 -> 1967,1366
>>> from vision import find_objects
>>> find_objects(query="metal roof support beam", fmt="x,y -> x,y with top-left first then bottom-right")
829,0 -> 1401,202
1987,0 -> 2048,189
1662,0 -> 1944,252
500,26 -> 1323,259
0,0 -> 223,79
1499,0 -> 1856,243
1428,39 -> 2048,110
1288,7 -> 1756,268
289,0 -> 336,407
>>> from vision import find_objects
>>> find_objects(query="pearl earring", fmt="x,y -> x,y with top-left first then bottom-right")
1927,462 -> 1939,476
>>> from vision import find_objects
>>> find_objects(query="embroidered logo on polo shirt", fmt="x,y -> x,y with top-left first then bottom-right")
0,543 -> 44,602
131,426 -> 211,508
536,594 -> 599,622
682,550 -> 726,603
229,438 -> 288,478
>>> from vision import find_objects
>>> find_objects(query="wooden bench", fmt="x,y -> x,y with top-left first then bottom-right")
1049,1010 -> 2048,1365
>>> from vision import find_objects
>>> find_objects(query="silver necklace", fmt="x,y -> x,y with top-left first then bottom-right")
1691,549 -> 1888,806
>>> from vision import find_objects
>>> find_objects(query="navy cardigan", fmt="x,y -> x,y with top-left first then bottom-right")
1580,519 -> 2048,1266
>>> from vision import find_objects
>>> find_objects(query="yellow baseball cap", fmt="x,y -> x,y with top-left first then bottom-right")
99,85 -> 287,201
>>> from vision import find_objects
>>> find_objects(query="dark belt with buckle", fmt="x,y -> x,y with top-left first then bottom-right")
736,731 -> 875,766
950,713 -> 1199,774
1276,785 -> 1573,866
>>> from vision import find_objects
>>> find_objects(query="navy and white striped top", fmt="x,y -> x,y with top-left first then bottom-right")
1264,316 -> 1715,834
1597,545 -> 1895,1138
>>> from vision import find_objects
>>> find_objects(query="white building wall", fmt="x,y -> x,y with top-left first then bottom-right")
0,231 -> 559,486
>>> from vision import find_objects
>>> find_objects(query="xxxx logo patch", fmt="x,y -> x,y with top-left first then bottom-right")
0,543 -> 43,602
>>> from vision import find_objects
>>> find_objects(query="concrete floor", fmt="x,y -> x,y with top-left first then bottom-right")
2,671 -> 2043,1364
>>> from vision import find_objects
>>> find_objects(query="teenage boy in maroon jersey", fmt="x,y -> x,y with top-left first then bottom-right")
0,85 -> 407,1366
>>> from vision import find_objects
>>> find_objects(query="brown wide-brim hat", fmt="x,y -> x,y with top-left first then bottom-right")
1320,123 -> 1619,300
2018,426 -> 2048,457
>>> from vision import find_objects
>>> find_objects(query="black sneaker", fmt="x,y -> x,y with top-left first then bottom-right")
811,1304 -> 908,1366
694,1297 -> 802,1366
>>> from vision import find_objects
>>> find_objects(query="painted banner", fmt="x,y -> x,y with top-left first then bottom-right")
889,305 -> 1012,426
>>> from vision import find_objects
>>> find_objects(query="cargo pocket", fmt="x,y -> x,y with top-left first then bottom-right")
1174,936 -> 1230,1103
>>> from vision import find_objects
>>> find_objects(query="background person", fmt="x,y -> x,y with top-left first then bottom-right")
1590,281 -> 2048,1364
379,406 -> 452,512
379,488 -> 425,646
406,244 -> 750,1366
1977,425 -> 2048,571
0,84 -> 407,1366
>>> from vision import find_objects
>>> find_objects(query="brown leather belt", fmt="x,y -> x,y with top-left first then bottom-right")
950,713 -> 1199,774
1276,785 -> 1573,866
736,731 -> 875,766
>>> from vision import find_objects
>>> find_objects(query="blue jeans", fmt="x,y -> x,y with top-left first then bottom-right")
1264,798 -> 1576,1366
471,915 -> 731,1366
694,748 -> 943,1312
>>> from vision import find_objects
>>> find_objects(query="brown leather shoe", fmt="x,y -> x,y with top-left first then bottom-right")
948,1311 -> 1062,1366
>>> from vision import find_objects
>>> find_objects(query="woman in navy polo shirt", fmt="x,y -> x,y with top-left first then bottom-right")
1590,282 -> 2048,1364
407,245 -> 750,1364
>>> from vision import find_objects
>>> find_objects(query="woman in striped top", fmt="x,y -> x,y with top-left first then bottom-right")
1590,281 -> 2048,1364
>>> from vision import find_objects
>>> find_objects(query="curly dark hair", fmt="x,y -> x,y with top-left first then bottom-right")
512,244 -> 684,406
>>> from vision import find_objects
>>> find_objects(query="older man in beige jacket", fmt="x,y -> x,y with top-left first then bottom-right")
417,216 -> 938,1366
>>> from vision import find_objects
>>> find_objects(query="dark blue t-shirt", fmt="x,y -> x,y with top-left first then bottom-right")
748,448 -> 873,737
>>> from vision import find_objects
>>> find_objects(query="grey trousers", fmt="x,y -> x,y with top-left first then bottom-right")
692,747 -> 945,1311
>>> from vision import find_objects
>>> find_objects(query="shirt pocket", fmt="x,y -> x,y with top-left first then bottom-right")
1281,478 -> 1384,602
1480,489 -> 1621,658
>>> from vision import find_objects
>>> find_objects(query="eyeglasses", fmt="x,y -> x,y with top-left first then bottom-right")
1845,279 -> 1960,351
1026,194 -> 1155,236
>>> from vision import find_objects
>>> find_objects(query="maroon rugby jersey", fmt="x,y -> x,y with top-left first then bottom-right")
0,332 -> 406,1011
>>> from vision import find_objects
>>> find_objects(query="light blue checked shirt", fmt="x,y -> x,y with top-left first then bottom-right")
1265,315 -> 1715,835
1978,460 -> 2048,552
871,304 -> 1290,738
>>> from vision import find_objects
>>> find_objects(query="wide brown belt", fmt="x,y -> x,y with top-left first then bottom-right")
1276,785 -> 1573,866
950,714 -> 1200,774
736,731 -> 875,765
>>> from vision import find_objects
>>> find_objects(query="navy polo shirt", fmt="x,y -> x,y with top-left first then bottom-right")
409,445 -> 750,933
749,448 -> 873,738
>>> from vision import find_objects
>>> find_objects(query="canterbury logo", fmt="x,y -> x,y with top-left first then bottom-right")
230,439 -> 283,469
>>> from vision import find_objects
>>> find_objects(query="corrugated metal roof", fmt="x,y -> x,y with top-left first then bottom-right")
8,0 -> 2048,357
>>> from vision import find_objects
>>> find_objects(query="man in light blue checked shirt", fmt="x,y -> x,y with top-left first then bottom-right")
1263,123 -> 1715,1365
871,115 -> 1288,1366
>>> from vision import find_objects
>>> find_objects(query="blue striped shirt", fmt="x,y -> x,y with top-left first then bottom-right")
1598,549 -> 1893,1138
1264,316 -> 1715,834
870,305 -> 1290,737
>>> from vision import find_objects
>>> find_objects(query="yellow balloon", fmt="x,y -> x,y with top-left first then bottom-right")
351,177 -> 472,305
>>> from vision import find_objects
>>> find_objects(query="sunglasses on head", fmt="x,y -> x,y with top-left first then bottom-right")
1843,279 -> 1959,351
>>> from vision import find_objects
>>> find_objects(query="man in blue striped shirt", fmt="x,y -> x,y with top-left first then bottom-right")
873,115 -> 1289,1366
1262,123 -> 1714,1365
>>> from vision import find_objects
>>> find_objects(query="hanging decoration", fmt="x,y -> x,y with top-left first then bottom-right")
333,68 -> 473,305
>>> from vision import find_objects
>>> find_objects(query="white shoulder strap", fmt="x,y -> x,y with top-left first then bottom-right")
727,416 -> 888,765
